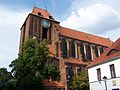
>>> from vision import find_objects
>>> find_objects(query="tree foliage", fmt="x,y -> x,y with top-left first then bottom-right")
44,64 -> 60,81
10,39 -> 49,79
0,68 -> 13,90
8,38 -> 60,90
70,70 -> 89,90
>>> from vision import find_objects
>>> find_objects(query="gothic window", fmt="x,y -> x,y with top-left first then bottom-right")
66,67 -> 69,81
100,47 -> 104,54
80,43 -> 85,61
22,26 -> 25,44
110,64 -> 116,78
86,45 -> 92,61
61,39 -> 68,58
107,49 -> 118,56
56,42 -> 59,57
67,65 -> 74,82
71,41 -> 75,58
94,46 -> 99,57
42,27 -> 48,40
97,68 -> 101,81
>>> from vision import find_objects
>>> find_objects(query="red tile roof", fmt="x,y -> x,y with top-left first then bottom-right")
43,80 -> 65,88
60,27 -> 113,47
88,38 -> 120,68
31,7 -> 55,20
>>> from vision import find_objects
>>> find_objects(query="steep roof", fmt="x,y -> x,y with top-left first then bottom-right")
31,7 -> 55,20
60,27 -> 113,47
88,38 -> 120,68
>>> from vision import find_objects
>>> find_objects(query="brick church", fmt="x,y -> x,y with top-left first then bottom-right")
19,7 -> 113,90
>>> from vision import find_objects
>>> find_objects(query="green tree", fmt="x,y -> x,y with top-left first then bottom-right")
9,38 -> 60,90
44,64 -> 60,81
70,70 -> 89,90
0,68 -> 13,90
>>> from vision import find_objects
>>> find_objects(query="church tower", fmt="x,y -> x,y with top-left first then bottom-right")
19,7 -> 60,52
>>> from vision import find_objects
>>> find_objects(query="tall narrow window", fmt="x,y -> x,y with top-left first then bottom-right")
66,67 -> 69,81
61,39 -> 67,58
80,44 -> 85,61
42,27 -> 48,40
71,41 -> 75,58
22,26 -> 25,45
68,65 -> 74,82
94,46 -> 99,57
97,68 -> 101,81
86,45 -> 92,61
110,64 -> 116,78
56,42 -> 59,57
100,47 -> 104,54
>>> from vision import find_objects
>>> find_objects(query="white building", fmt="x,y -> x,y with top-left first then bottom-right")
88,38 -> 120,90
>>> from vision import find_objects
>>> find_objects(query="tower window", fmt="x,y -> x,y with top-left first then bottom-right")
49,16 -> 53,19
42,27 -> 48,40
56,42 -> 59,57
38,12 -> 42,16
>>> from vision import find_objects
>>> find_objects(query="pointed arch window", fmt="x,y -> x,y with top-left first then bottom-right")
86,45 -> 92,61
80,43 -> 85,61
42,27 -> 48,40
94,46 -> 99,57
107,49 -> 118,56
61,38 -> 68,58
71,41 -> 75,58
100,47 -> 104,54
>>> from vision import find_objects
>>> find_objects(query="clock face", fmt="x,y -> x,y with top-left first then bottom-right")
41,19 -> 50,28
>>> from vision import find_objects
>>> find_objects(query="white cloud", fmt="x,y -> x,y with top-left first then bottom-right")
61,3 -> 120,41
0,6 -> 29,70
98,28 -> 120,41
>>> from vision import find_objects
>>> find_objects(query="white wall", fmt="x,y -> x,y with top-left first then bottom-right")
90,78 -> 120,90
88,58 -> 120,90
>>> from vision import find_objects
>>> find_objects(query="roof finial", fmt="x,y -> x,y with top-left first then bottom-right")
33,0 -> 36,8
45,6 -> 48,11
34,4 -> 36,8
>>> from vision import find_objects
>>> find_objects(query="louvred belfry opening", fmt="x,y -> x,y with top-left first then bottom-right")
42,27 -> 48,40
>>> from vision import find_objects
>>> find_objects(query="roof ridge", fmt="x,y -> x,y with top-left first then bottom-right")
61,26 -> 112,42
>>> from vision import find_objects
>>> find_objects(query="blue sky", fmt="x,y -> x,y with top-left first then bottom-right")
0,0 -> 72,21
0,0 -> 120,70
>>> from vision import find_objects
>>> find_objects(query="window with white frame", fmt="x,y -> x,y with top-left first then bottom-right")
110,64 -> 116,78
97,68 -> 101,81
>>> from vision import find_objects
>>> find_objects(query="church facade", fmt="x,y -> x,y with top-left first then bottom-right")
19,7 -> 112,90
